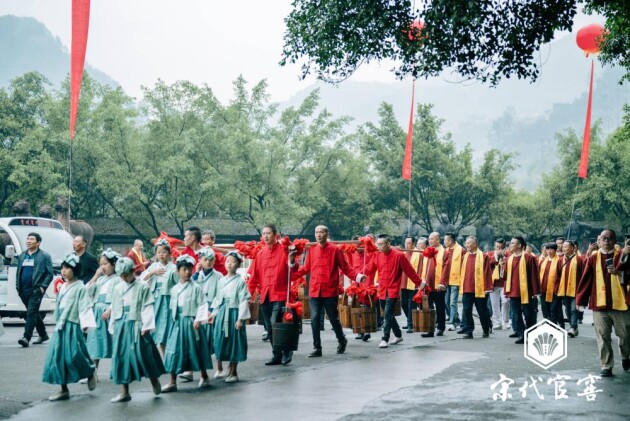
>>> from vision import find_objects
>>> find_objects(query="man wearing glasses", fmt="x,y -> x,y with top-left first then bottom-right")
576,229 -> 630,377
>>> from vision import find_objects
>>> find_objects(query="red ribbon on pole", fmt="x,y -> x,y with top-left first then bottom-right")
578,60 -> 594,179
401,80 -> 416,180
69,0 -> 91,139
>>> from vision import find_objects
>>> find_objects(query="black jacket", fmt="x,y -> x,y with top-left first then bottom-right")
16,248 -> 54,294
79,251 -> 99,284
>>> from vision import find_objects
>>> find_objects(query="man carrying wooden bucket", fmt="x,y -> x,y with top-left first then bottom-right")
360,234 -> 425,349
290,225 -> 362,358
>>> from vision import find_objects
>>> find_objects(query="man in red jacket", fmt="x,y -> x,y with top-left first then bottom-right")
291,225 -> 361,357
361,234 -> 425,348
504,236 -> 541,344
247,224 -> 293,366
576,229 -> 630,377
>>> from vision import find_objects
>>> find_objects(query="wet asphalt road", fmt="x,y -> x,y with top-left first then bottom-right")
1,310 -> 629,420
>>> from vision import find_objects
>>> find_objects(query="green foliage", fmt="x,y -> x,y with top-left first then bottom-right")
585,0 -> 630,83
282,1 -> 629,85
360,102 -> 513,234
0,70 -> 627,242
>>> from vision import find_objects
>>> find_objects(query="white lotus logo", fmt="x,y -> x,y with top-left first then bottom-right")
524,320 -> 568,369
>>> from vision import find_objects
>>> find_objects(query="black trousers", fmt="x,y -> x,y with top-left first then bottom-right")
400,289 -> 418,327
380,298 -> 402,341
19,290 -> 47,341
260,300 -> 286,359
427,290 -> 446,332
460,293 -> 491,334
310,297 -> 345,350
511,297 -> 538,337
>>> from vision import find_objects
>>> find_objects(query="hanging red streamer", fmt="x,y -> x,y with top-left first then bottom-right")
69,0 -> 91,139
401,80 -> 416,180
578,60 -> 594,179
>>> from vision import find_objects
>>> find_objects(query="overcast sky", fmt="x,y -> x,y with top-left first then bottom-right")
0,0 -> 604,103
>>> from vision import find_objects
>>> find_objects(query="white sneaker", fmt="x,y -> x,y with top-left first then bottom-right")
503,323 -> 510,330
492,324 -> 503,330
198,378 -> 210,388
389,337 -> 403,345
225,375 -> 239,383
378,340 -> 389,348
447,324 -> 456,331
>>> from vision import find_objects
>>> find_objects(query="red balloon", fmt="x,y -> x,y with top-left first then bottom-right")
407,19 -> 425,41
576,23 -> 604,56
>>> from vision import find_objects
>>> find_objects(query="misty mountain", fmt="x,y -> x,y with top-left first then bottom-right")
282,34 -> 629,190
0,15 -> 118,89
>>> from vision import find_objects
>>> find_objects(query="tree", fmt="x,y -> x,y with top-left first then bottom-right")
282,0 -> 629,85
0,72 -> 64,214
360,102 -> 513,235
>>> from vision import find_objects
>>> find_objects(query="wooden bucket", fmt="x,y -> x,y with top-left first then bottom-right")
248,300 -> 259,325
412,309 -> 436,332
338,293 -> 352,328
301,297 -> 310,320
352,296 -> 377,334
379,297 -> 402,317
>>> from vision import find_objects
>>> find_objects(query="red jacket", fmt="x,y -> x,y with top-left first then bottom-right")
576,251 -> 627,310
292,242 -> 359,298
459,252 -> 493,295
363,248 -> 422,300
213,252 -> 227,275
127,250 -> 148,276
486,250 -> 508,288
504,253 -> 541,302
350,251 -> 376,286
247,243 -> 290,304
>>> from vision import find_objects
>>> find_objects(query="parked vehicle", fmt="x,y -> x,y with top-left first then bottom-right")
0,217 -> 73,319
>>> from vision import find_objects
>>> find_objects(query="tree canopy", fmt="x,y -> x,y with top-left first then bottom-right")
281,0 -> 630,84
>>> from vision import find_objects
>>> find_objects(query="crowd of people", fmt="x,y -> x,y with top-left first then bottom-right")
11,224 -> 630,403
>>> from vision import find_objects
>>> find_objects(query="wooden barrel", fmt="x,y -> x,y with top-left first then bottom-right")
412,309 -> 436,332
338,293 -> 352,328
301,297 -> 310,320
248,300 -> 259,325
351,306 -> 377,333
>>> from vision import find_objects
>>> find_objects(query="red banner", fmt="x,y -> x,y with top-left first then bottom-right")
402,80 -> 416,180
578,60 -> 594,179
69,0 -> 91,139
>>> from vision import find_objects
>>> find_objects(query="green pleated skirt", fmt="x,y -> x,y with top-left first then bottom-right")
86,299 -> 113,358
110,311 -> 166,384
213,307 -> 248,363
42,321 -> 95,385
164,314 -> 213,374
153,294 -> 172,345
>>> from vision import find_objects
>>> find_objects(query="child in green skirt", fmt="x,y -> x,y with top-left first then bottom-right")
210,251 -> 251,383
140,239 -> 177,357
85,248 -> 121,378
42,253 -> 97,401
162,255 -> 213,392
109,257 -> 165,402
192,246 -> 224,378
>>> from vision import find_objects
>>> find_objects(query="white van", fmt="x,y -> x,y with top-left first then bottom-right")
0,217 -> 74,319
